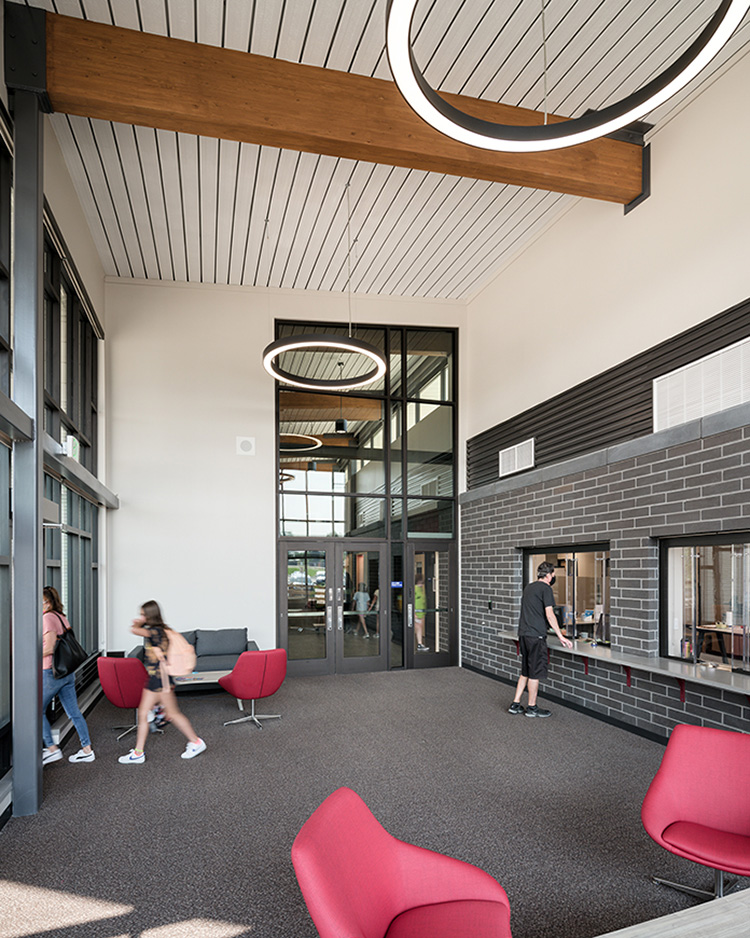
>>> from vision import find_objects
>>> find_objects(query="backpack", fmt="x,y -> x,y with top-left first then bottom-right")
162,629 -> 197,677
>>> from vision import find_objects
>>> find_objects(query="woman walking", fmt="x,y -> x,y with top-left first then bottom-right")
119,600 -> 206,764
42,586 -> 95,764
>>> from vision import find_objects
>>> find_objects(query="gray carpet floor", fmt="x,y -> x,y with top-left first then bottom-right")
1,666 -> 746,938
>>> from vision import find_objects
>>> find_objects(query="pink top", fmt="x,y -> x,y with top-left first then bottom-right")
43,610 -> 69,671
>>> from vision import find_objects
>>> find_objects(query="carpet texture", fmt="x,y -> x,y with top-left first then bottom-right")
1,667 -> 746,938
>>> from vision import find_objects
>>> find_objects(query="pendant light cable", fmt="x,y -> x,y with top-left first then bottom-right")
345,183 -> 354,339
540,0 -> 548,125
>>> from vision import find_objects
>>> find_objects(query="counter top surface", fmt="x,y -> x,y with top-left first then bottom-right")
495,629 -> 750,696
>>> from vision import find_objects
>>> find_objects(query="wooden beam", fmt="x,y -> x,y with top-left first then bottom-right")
45,13 -> 643,204
280,391 -> 382,422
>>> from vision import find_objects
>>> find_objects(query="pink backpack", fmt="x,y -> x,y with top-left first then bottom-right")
163,629 -> 196,677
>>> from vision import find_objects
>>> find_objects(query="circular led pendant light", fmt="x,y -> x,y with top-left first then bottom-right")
262,187 -> 387,390
279,433 -> 323,452
386,0 -> 750,153
263,334 -> 387,391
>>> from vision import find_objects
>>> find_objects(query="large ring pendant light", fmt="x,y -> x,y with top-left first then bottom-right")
263,334 -> 387,391
386,0 -> 750,153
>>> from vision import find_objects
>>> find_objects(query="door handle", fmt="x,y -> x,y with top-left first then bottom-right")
337,606 -> 343,631
326,604 -> 332,632
407,604 -> 413,629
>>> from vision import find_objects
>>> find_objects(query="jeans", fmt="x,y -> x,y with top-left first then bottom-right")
42,669 -> 91,749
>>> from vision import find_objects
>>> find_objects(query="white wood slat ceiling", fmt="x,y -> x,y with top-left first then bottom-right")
23,0 -> 750,299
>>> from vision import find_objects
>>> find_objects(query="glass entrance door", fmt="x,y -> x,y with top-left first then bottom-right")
405,544 -> 456,668
281,541 -> 387,676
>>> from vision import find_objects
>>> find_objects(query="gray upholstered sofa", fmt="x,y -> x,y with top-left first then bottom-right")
128,627 -> 258,672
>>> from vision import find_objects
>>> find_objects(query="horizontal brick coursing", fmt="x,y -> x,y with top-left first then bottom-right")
461,424 -> 750,739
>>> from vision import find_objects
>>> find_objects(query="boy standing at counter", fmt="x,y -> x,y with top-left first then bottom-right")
509,561 -> 572,717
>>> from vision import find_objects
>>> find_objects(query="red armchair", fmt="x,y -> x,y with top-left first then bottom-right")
97,656 -> 148,740
642,723 -> 750,899
292,787 -> 512,938
218,649 -> 287,728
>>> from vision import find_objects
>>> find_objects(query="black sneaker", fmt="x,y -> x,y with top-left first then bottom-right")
525,705 -> 551,718
508,702 -> 525,715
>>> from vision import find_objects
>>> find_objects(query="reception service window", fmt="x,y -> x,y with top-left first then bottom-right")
526,545 -> 610,642
662,535 -> 750,673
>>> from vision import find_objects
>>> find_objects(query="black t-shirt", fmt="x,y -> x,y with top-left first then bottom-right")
518,580 -> 555,637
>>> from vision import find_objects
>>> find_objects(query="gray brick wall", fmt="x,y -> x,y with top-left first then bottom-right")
460,410 -> 750,739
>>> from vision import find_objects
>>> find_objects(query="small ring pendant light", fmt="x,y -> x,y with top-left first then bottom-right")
262,186 -> 387,390
386,0 -> 750,152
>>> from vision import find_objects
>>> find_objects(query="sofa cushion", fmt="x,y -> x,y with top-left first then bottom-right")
181,630 -> 196,647
194,628 -> 246,656
194,654 -> 244,673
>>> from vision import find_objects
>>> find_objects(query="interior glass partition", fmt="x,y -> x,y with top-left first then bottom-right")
662,535 -> 750,672
526,545 -> 610,642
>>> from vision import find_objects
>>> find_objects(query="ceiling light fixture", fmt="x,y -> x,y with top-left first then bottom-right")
262,187 -> 387,390
386,0 -> 750,153
279,433 -> 323,453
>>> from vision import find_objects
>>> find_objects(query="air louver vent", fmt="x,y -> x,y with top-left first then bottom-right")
653,336 -> 750,431
499,438 -> 535,478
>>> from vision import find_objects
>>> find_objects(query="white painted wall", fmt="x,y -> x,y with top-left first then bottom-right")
105,278 -> 465,652
464,50 -> 750,440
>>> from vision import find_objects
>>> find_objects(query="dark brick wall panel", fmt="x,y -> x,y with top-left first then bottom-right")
461,422 -> 750,740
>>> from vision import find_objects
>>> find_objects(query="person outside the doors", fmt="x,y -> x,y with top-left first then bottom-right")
415,575 -> 428,652
118,600 -> 206,764
42,586 -> 95,764
352,583 -> 371,638
509,561 -> 572,717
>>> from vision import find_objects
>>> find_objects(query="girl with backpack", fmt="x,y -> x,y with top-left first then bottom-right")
41,586 -> 95,764
119,600 -> 206,764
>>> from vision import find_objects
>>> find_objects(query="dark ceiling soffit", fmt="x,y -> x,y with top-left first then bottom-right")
4,3 -> 52,111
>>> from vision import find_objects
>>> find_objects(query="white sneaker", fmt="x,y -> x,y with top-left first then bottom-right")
181,738 -> 206,760
118,749 -> 145,764
42,748 -> 63,765
68,749 -> 95,763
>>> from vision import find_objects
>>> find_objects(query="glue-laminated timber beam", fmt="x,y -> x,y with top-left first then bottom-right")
279,391 -> 382,423
44,12 -> 644,204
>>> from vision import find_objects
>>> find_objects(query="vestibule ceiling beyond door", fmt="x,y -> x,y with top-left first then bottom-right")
25,0 -> 750,299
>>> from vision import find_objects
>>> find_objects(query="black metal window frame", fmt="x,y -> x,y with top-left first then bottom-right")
43,235 -> 99,474
276,322 -> 458,542
658,531 -> 750,662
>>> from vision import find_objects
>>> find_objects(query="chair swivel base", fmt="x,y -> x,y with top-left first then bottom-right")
651,868 -> 739,901
114,711 -> 164,741
224,699 -> 281,729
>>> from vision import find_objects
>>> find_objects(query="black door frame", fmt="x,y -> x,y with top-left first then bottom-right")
404,541 -> 458,669
280,539 -> 388,677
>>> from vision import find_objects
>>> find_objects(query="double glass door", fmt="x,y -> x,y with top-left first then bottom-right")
282,541 -> 387,675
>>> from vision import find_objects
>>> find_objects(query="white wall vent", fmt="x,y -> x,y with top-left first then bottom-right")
653,336 -> 750,432
499,438 -> 535,478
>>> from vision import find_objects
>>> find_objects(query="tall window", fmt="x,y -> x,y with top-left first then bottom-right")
662,535 -> 750,673
43,234 -> 100,473
0,129 -> 11,780
277,324 -> 456,540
